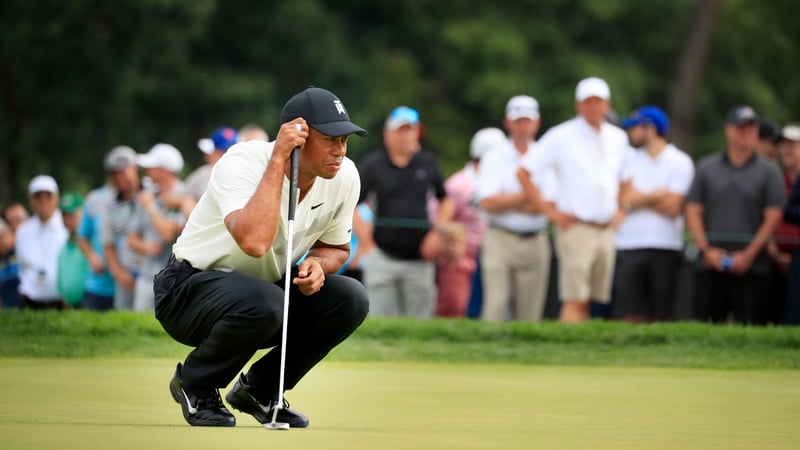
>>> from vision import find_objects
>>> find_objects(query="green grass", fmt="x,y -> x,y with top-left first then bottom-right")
1,311 -> 799,369
1,312 -> 799,449
1,359 -> 798,450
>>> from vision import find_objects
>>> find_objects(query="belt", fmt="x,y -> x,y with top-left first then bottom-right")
490,225 -> 542,238
577,220 -> 611,229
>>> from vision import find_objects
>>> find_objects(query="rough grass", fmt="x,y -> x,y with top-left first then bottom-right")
1,310 -> 798,369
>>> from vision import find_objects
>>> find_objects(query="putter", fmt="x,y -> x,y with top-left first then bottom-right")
265,135 -> 301,431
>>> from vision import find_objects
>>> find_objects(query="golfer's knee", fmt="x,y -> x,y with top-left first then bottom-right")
343,280 -> 370,321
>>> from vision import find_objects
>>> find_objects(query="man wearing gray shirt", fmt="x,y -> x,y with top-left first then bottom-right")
685,105 -> 785,324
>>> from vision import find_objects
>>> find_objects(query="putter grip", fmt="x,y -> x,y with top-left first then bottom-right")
288,147 -> 299,220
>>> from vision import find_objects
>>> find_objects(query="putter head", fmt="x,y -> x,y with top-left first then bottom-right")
264,421 -> 290,430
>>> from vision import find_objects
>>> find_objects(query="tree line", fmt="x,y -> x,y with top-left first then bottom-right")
1,0 -> 798,202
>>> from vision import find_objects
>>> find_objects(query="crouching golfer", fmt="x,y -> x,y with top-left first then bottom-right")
154,86 -> 369,428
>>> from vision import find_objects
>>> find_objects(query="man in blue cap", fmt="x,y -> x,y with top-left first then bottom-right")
616,105 -> 695,322
354,106 -> 455,319
186,126 -> 239,200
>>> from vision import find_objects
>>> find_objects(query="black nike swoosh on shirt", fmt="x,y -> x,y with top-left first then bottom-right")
311,202 -> 324,210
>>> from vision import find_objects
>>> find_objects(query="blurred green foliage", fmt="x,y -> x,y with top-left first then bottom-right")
1,0 -> 798,201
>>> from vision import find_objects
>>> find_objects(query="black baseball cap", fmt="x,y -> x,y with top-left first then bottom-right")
280,86 -> 367,137
726,105 -> 758,126
758,118 -> 782,143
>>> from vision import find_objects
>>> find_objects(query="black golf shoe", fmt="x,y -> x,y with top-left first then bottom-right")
169,363 -> 236,427
225,373 -> 309,428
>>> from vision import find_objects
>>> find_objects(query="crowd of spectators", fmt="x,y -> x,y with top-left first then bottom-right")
2,78 -> 799,325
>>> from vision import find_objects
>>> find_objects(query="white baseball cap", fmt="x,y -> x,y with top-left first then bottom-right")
782,123 -> 800,142
505,95 -> 540,120
575,77 -> 611,102
469,127 -> 506,159
28,175 -> 59,195
137,143 -> 185,173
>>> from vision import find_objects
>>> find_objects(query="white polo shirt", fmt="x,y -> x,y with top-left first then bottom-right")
522,116 -> 628,224
173,140 -> 359,282
476,138 -> 555,233
15,212 -> 68,300
616,144 -> 695,250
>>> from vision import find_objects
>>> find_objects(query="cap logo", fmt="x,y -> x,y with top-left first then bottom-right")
333,99 -> 346,115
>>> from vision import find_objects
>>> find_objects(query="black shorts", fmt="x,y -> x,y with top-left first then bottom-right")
612,249 -> 682,320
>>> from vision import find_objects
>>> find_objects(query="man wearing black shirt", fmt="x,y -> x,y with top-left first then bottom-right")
355,106 -> 454,318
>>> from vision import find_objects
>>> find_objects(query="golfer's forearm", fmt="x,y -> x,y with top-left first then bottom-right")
306,246 -> 349,274
226,158 -> 286,256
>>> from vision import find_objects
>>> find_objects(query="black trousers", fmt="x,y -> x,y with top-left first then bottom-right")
154,259 -> 369,400
612,249 -> 682,320
693,269 -> 770,325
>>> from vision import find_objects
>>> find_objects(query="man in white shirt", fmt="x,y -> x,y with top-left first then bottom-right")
129,143 -> 193,312
476,96 -> 553,322
519,77 -> 629,323
15,175 -> 68,309
615,106 -> 695,322
154,87 -> 369,429
186,126 -> 238,201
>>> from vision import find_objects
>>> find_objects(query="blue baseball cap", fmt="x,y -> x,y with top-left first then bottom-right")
384,106 -> 420,130
198,126 -> 238,154
622,105 -> 669,135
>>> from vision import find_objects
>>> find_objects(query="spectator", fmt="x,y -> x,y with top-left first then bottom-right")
433,127 -> 500,318
756,118 -> 782,163
685,105 -> 784,325
765,123 -> 800,323
614,106 -> 695,323
355,106 -> 455,318
239,123 -> 269,142
186,126 -> 238,200
0,202 -> 28,308
0,218 -> 11,259
780,122 -> 800,325
337,203 -> 373,282
101,148 -> 142,310
476,97 -> 553,322
129,143 -> 193,312
77,146 -> 137,311
520,77 -> 629,323
57,191 -> 89,309
16,175 -> 69,310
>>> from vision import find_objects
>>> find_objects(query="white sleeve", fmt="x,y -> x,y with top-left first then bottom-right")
208,149 -> 265,220
475,151 -> 503,201
667,153 -> 696,195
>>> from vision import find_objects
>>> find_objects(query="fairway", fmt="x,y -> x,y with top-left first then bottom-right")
0,359 -> 798,449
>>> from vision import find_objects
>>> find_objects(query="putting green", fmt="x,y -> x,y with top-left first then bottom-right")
0,359 -> 798,449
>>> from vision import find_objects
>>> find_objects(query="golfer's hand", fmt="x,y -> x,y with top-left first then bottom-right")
293,257 -> 325,296
273,119 -> 307,163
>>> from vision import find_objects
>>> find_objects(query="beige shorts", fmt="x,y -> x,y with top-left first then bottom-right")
554,223 -> 616,303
